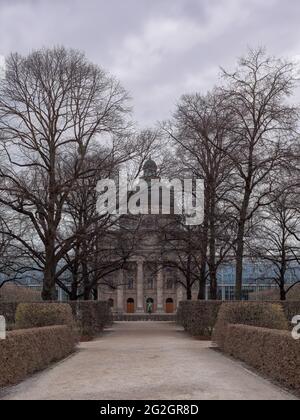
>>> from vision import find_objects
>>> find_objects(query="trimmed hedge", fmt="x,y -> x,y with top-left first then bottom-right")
213,302 -> 289,350
15,303 -> 75,330
0,325 -> 75,388
278,301 -> 300,326
177,301 -> 222,337
224,324 -> 300,394
1,301 -> 112,339
69,301 -> 112,338
0,302 -> 18,324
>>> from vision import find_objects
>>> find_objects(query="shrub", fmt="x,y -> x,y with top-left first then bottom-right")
177,301 -> 222,337
15,303 -> 74,330
213,302 -> 289,350
224,324 -> 300,395
0,302 -> 18,324
69,301 -> 112,338
278,301 -> 300,326
0,325 -> 75,388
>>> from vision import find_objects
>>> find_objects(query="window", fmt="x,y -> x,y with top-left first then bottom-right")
166,278 -> 174,290
147,277 -> 154,290
145,263 -> 156,290
125,264 -> 136,290
128,277 -> 134,290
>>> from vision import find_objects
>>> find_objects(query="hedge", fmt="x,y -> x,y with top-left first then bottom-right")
213,302 -> 289,350
224,324 -> 300,395
177,301 -> 222,337
15,303 -> 75,330
1,301 -> 112,339
0,325 -> 75,388
278,301 -> 300,326
0,302 -> 18,324
69,301 -> 112,338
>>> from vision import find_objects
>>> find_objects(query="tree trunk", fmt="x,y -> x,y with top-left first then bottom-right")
186,252 -> 193,300
208,199 -> 217,300
235,230 -> 245,301
83,272 -> 91,301
70,275 -> 79,301
209,270 -> 218,300
42,251 -> 57,301
280,287 -> 286,301
42,145 -> 58,302
186,286 -> 192,300
235,194 -> 250,300
198,265 -> 206,300
198,209 -> 209,300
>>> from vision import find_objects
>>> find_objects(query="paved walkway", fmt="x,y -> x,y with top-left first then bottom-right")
0,322 -> 296,400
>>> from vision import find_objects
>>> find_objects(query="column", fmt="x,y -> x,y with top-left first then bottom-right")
157,265 -> 164,313
136,258 -> 145,313
117,270 -> 124,313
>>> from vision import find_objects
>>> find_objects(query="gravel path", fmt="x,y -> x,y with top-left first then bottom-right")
0,322 -> 296,400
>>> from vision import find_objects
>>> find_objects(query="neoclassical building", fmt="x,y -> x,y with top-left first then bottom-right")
98,158 -> 185,314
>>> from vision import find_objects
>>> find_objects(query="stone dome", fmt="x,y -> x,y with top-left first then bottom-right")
143,157 -> 157,178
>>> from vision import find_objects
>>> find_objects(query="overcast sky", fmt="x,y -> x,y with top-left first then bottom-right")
0,0 -> 300,127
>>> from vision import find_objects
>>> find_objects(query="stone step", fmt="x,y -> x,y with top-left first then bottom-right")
113,313 -> 177,322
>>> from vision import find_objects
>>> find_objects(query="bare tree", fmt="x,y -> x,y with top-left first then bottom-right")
156,216 -> 203,300
249,183 -> 300,300
56,151 -> 137,300
55,128 -> 162,300
164,91 -> 235,299
221,48 -> 298,299
0,47 -> 130,300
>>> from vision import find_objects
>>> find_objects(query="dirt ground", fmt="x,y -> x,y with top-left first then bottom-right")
0,322 -> 296,400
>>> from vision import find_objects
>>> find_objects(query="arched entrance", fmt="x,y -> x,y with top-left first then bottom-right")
146,298 -> 154,314
127,298 -> 135,314
166,298 -> 174,314
108,298 -> 114,309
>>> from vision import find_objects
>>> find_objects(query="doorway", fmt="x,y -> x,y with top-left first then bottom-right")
166,298 -> 174,314
127,298 -> 135,314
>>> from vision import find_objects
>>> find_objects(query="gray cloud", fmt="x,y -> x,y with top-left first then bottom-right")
0,0 -> 300,126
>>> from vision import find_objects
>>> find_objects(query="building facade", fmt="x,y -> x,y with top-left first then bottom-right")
98,158 -> 185,314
